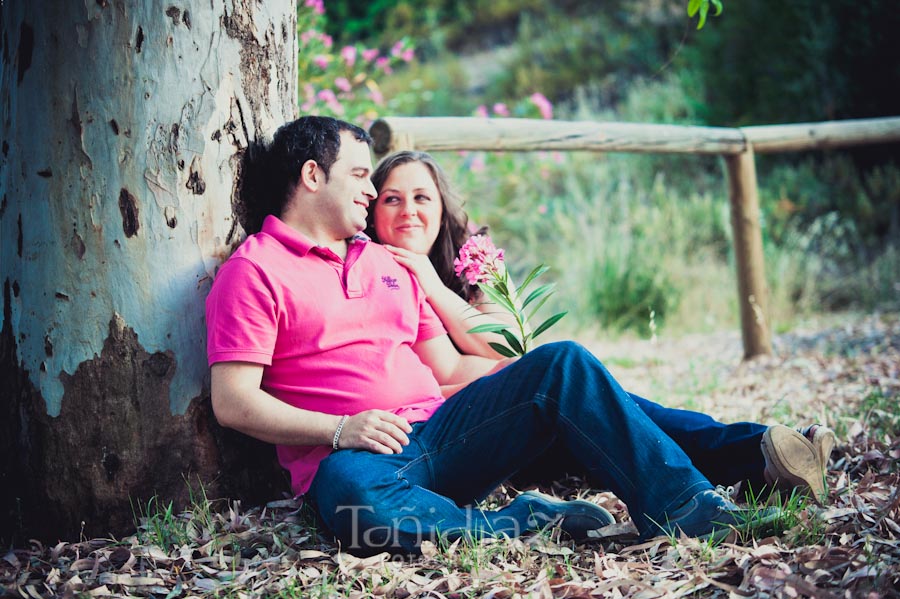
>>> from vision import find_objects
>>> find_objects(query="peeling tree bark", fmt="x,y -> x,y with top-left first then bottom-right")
0,1 -> 296,544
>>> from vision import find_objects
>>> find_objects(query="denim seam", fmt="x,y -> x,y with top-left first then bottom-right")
407,400 -> 537,489
396,433 -> 433,487
428,400 -> 536,456
544,392 -> 713,535
545,395 -> 638,496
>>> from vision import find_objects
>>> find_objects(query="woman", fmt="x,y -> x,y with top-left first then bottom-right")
365,150 -> 835,500
366,150 -> 520,360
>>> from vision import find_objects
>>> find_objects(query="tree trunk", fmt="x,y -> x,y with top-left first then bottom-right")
0,0 -> 296,545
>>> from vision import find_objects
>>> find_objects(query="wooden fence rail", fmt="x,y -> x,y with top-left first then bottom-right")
369,116 -> 900,359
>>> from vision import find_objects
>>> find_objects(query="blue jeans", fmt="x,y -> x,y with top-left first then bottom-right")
513,393 -> 766,490
309,341 -> 758,554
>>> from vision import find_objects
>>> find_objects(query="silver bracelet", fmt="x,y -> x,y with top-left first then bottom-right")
332,415 -> 349,450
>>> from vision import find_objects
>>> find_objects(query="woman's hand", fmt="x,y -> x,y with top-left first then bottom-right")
337,410 -> 412,454
384,245 -> 444,297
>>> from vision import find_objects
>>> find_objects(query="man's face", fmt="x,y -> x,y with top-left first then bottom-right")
318,132 -> 376,239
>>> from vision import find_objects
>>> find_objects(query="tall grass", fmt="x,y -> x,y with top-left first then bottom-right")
421,73 -> 899,339
370,20 -> 900,339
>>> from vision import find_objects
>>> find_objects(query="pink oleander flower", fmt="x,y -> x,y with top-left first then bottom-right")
341,45 -> 357,67
375,57 -> 392,74
454,235 -> 505,285
475,105 -> 489,118
320,33 -> 333,49
335,77 -> 352,93
401,48 -> 415,62
305,0 -> 325,15
469,155 -> 486,173
530,92 -> 553,119
362,48 -> 379,62
391,41 -> 404,57
454,234 -> 567,357
313,55 -> 330,69
493,103 -> 510,117
300,31 -> 315,46
367,86 -> 384,106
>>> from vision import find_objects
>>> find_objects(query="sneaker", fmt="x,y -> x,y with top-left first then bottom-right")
761,424 -> 827,502
519,490 -> 615,541
650,487 -> 783,542
799,424 -> 836,468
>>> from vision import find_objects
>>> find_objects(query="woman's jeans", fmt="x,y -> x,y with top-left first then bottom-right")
308,341 -> 766,555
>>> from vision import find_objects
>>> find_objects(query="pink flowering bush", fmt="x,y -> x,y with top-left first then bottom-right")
297,3 -> 414,125
455,235 -> 566,357
454,96 -> 561,186
528,93 -> 554,120
472,93 -> 555,121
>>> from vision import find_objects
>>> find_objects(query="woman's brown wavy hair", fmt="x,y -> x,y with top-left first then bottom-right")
366,151 -> 485,302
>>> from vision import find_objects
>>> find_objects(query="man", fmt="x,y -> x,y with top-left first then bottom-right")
207,116 -> 791,555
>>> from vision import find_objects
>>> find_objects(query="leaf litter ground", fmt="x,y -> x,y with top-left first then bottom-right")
2,312 -> 898,598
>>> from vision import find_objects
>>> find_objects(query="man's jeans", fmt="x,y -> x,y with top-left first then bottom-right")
309,341 -> 764,554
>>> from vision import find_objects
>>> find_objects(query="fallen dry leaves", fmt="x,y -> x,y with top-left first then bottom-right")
2,313 -> 898,598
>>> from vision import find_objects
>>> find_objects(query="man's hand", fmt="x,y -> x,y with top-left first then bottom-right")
338,409 -> 413,454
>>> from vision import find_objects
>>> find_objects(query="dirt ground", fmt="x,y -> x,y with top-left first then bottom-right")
2,312 -> 898,598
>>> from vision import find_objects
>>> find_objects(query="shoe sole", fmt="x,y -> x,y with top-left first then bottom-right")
809,426 -> 836,467
521,491 -> 614,540
761,425 -> 826,503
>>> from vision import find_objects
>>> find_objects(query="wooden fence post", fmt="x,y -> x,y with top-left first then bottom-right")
725,146 -> 773,358
370,119 -> 416,157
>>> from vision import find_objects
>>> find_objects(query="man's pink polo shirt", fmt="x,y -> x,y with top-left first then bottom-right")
206,215 -> 447,494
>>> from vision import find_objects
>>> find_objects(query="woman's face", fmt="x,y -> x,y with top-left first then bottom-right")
372,161 -> 443,255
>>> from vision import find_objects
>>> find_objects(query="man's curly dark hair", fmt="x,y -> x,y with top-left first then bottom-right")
237,116 -> 372,235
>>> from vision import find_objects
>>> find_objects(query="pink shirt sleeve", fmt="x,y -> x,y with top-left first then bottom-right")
206,257 -> 278,366
412,272 -> 447,344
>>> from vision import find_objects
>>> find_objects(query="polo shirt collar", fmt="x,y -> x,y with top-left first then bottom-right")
261,214 -> 369,257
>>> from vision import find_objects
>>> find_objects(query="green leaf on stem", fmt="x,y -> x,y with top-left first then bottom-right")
517,264 -> 550,295
521,283 -> 555,310
688,0 -> 722,29
493,277 -> 510,296
526,294 -> 553,322
696,4 -> 709,29
489,342 -> 519,358
499,328 -> 525,355
467,323 -> 513,334
532,311 -> 568,339
478,282 -> 518,314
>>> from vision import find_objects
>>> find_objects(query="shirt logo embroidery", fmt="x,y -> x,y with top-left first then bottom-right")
381,276 -> 400,290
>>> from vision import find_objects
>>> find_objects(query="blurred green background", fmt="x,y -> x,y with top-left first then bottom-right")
302,0 -> 900,338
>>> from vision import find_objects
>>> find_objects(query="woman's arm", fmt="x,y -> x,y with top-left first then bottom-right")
412,335 -> 516,395
385,244 -> 525,359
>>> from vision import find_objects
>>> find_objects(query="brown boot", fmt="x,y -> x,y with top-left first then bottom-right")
800,424 -> 836,468
761,425 -> 827,503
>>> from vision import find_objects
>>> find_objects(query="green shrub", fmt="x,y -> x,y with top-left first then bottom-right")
316,2 -> 899,336
685,0 -> 900,126
586,245 -> 681,337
